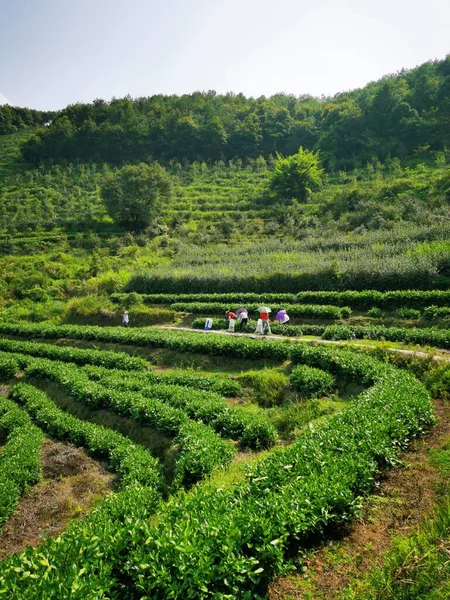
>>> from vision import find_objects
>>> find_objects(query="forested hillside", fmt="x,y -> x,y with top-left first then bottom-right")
2,56 -> 449,170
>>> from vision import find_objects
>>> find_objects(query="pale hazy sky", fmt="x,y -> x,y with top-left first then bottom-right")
1,0 -> 449,110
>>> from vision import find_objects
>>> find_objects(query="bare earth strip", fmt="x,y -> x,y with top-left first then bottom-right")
0,439 -> 115,560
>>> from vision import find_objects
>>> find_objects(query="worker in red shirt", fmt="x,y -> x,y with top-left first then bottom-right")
259,309 -> 271,334
225,310 -> 237,333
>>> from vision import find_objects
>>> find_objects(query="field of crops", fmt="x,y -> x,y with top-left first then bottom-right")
0,309 -> 441,598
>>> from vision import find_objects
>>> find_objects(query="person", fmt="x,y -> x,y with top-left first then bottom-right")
236,307 -> 248,331
225,310 -> 237,333
122,310 -> 129,327
259,308 -> 271,334
276,309 -> 290,325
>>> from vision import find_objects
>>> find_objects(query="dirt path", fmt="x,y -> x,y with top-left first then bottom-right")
155,326 -> 450,362
0,440 -> 115,560
268,398 -> 450,599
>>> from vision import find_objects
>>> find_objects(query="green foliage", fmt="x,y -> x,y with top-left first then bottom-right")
423,305 -> 450,321
243,369 -> 289,408
170,301 -> 350,319
269,147 -> 323,202
0,336 -> 148,370
101,163 -> 172,231
0,336 -> 435,598
396,307 -> 421,319
22,357 -> 235,485
290,365 -> 335,398
422,364 -> 450,400
0,396 -> 44,528
10,381 -> 163,490
81,365 -> 275,450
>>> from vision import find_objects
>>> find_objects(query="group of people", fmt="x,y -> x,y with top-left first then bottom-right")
224,307 -> 289,334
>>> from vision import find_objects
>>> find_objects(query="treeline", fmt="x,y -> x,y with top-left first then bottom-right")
17,56 -> 450,169
0,105 -> 54,136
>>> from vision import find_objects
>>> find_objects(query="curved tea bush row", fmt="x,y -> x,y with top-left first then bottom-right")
0,396 -> 45,528
321,324 -> 450,348
0,350 -> 434,598
82,365 -> 277,450
23,359 -> 235,486
171,302 -> 351,319
10,382 -> 164,490
0,337 -> 148,371
112,289 -> 450,310
151,371 -> 243,397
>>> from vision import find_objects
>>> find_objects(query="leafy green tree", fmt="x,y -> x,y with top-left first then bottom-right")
101,163 -> 172,232
269,147 -> 323,203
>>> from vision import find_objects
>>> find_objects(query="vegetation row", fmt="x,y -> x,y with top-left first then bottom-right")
112,289 -> 450,310
169,302 -> 352,319
0,392 -> 44,528
0,337 -> 148,370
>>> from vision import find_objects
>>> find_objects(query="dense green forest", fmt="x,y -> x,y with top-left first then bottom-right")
2,56 -> 450,169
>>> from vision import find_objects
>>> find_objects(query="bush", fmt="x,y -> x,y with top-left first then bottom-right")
396,307 -> 421,319
367,307 -> 384,318
290,365 -> 335,398
244,369 -> 289,407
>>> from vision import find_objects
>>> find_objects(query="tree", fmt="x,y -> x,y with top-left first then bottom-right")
269,147 -> 323,203
101,163 -> 172,232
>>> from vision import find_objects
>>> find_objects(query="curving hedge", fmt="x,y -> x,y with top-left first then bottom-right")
0,396 -> 45,528
170,302 -> 351,319
116,289 -> 450,308
0,337 -> 148,370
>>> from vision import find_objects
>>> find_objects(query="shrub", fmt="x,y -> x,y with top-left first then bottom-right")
244,369 -> 289,407
367,307 -> 384,318
290,365 -> 335,398
396,307 -> 421,319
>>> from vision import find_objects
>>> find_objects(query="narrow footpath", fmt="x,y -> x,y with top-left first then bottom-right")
155,326 -> 450,363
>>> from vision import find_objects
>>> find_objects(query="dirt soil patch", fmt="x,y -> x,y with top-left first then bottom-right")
0,439 -> 115,560
268,399 -> 450,599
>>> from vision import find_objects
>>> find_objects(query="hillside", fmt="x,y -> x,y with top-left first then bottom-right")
0,56 -> 450,600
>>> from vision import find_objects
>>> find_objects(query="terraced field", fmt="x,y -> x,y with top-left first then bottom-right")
0,310 -> 444,598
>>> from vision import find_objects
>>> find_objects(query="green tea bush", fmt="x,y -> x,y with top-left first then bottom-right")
423,305 -> 450,321
0,337 -> 148,370
0,397 -> 45,527
243,369 -> 289,407
396,307 -> 421,319
290,365 -> 335,398
366,307 -> 384,318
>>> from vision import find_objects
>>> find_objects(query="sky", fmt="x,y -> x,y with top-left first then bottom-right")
1,0 -> 449,111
